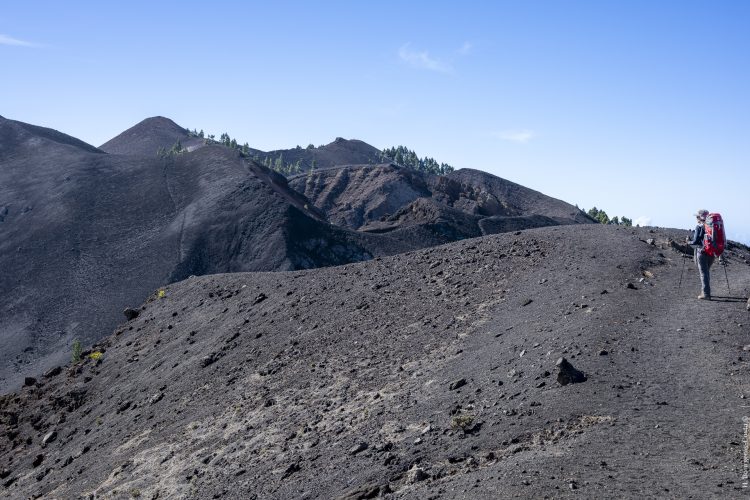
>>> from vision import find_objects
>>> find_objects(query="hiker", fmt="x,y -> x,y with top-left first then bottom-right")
685,209 -> 714,300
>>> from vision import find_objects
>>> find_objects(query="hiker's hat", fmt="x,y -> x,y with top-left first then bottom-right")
695,209 -> 709,220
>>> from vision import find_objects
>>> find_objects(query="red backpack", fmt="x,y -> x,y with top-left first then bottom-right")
703,213 -> 726,257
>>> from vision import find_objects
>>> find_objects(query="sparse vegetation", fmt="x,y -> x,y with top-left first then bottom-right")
157,140 -> 185,158
381,145 -> 455,175
254,153 -> 303,176
450,413 -> 474,430
89,351 -> 103,361
72,339 -> 82,363
584,207 -> 632,226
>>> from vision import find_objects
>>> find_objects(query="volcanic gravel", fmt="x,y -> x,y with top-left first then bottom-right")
2,225 -> 750,499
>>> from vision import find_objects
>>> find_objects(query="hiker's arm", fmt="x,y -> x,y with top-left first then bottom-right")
686,225 -> 703,246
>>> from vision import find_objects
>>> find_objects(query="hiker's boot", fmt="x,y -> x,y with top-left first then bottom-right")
698,293 -> 711,300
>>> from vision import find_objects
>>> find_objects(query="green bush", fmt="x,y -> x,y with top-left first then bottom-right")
72,339 -> 82,363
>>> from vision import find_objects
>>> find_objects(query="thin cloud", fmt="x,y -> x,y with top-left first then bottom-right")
0,34 -> 38,47
398,43 -> 451,73
456,41 -> 473,55
493,129 -> 536,144
633,216 -> 652,227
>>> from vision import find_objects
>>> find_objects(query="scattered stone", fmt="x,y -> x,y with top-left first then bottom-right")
521,298 -> 533,307
747,297 -> 750,311
32,454 -> 44,468
336,483 -> 390,500
43,366 -> 62,378
556,357 -> 587,385
421,424 -> 432,435
42,431 -> 57,445
123,307 -> 140,321
646,238 -> 655,245
449,378 -> 467,390
200,354 -> 217,368
626,283 -> 637,290
281,462 -> 300,479
24,377 -> 36,387
0,469 -> 10,479
743,345 -> 750,352
598,349 -> 609,356
149,392 -> 164,405
349,442 -> 368,455
253,293 -> 267,305
408,467 -> 428,483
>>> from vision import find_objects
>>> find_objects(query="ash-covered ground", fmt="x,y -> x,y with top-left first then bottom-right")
2,225 -> 749,499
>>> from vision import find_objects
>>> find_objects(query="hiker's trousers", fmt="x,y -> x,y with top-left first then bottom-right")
694,250 -> 715,297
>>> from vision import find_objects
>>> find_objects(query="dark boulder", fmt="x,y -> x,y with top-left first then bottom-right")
556,357 -> 587,385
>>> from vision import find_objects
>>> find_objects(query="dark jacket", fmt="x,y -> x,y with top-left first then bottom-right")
687,223 -> 705,247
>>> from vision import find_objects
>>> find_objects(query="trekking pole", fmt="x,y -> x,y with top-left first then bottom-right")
678,253 -> 686,288
722,259 -> 731,294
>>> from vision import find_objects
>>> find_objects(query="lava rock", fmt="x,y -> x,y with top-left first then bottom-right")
123,307 -> 140,321
32,454 -> 44,468
349,442 -> 368,455
23,377 -> 36,387
200,354 -> 217,368
449,378 -> 467,390
282,462 -> 300,479
408,467 -> 429,483
42,431 -> 57,445
556,357 -> 587,385
43,366 -> 62,378
336,483 -> 391,500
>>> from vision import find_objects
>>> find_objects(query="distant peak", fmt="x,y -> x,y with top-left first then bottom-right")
136,116 -> 184,129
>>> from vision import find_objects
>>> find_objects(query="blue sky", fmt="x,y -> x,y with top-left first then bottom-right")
2,1 -> 748,243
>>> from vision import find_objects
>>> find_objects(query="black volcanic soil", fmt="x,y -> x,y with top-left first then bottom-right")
250,138 -> 383,172
99,117 -> 204,156
289,164 -> 592,245
2,225 -> 750,499
0,117 -> 414,391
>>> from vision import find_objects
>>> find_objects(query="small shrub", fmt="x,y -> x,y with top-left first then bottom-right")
157,289 -> 166,299
72,339 -> 82,363
89,351 -> 103,361
451,414 -> 474,430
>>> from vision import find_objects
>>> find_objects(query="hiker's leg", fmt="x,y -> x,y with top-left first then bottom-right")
694,249 -> 702,293
698,253 -> 712,297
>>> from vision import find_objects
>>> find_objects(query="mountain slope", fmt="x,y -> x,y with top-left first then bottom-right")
0,118 -> 411,392
250,137 -> 383,173
99,116 -> 204,156
289,163 -> 592,243
2,225 -> 749,498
